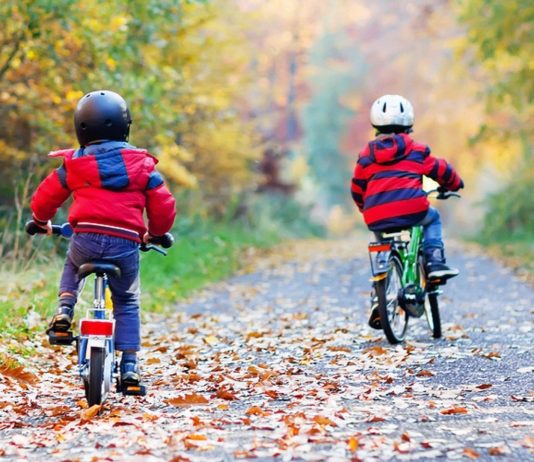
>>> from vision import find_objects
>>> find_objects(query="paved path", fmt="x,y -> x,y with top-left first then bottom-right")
1,237 -> 533,461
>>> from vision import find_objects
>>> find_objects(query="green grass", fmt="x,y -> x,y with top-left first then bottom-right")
0,218 -> 284,338
139,218 -> 281,311
474,234 -> 534,284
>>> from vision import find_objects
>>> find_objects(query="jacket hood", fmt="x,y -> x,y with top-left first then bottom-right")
368,133 -> 413,164
73,140 -> 134,158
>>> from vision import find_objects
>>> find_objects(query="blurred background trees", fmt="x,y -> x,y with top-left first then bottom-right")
0,0 -> 532,253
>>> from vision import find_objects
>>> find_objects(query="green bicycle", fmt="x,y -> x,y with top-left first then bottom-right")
367,189 -> 460,344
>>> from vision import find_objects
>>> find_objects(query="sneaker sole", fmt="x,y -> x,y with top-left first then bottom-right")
428,270 -> 459,280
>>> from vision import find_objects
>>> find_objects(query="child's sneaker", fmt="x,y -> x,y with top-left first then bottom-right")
46,306 -> 73,334
120,355 -> 140,387
424,248 -> 459,281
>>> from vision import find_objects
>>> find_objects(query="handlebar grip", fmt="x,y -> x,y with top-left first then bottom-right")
148,233 -> 174,248
25,221 -> 73,237
25,220 -> 47,235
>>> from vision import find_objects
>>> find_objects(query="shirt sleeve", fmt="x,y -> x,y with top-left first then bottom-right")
30,166 -> 71,223
145,170 -> 177,236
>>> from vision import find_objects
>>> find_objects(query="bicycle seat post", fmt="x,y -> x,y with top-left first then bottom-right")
94,273 -> 107,319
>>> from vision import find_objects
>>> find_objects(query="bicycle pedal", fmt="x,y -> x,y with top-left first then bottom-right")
48,330 -> 75,346
121,383 -> 147,396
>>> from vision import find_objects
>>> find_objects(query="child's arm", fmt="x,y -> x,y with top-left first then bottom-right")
145,171 -> 176,237
30,165 -> 71,226
350,162 -> 366,212
422,150 -> 464,191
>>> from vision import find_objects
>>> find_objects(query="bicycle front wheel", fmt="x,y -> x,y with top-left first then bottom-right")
376,254 -> 408,344
425,291 -> 441,338
87,346 -> 105,406
419,257 -> 442,339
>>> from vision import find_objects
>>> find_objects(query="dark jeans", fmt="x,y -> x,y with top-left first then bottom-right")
416,207 -> 444,251
59,233 -> 141,351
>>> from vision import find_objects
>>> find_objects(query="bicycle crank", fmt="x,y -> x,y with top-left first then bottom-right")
398,284 -> 426,317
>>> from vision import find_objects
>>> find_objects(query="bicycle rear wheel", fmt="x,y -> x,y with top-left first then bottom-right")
376,254 -> 408,344
86,346 -> 105,406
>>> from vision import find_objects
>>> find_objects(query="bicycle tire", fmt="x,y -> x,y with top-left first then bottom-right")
427,292 -> 442,338
87,346 -> 105,406
376,253 -> 408,344
419,257 -> 442,339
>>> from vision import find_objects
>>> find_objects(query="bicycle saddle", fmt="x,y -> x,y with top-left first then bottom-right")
77,260 -> 121,279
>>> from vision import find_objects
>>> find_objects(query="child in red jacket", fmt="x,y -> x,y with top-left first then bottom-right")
31,90 -> 176,386
351,95 -> 463,328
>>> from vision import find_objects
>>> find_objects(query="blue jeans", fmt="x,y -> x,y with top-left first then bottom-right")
417,207 -> 444,251
59,233 -> 141,351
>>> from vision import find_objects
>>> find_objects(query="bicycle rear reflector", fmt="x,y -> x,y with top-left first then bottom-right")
80,319 -> 114,336
368,242 -> 392,252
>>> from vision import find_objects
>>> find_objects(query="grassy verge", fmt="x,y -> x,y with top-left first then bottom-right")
0,201 -> 323,346
475,237 -> 534,285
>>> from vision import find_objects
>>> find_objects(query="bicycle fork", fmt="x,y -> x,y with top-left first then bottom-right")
78,274 -> 115,403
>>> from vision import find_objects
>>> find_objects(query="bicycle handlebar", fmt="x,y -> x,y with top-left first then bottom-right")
25,221 -> 73,237
140,233 -> 174,256
25,220 -> 174,255
426,188 -> 461,200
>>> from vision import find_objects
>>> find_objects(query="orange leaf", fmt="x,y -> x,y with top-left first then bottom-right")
216,388 -> 237,401
347,436 -> 359,452
186,434 -> 207,441
488,446 -> 505,456
246,406 -> 265,416
476,383 -> 492,390
264,389 -> 279,399
440,406 -> 469,415
416,370 -> 435,377
367,415 -> 385,422
246,331 -> 265,339
165,393 -> 208,406
145,357 -> 161,365
327,346 -> 351,352
80,404 -> 101,422
313,415 -> 336,426
0,364 -> 37,386
363,346 -> 388,356
463,448 -> 480,459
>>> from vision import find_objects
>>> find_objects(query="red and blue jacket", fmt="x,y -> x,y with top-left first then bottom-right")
31,141 -> 176,243
351,133 -> 463,231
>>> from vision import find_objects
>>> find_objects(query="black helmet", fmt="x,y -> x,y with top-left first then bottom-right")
74,90 -> 132,146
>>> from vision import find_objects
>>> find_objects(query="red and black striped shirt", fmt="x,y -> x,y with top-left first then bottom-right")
351,133 -> 463,231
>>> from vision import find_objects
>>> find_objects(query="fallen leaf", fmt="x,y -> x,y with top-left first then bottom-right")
245,406 -> 265,416
203,335 -> 218,346
347,436 -> 359,452
215,388 -> 237,401
476,383 -> 492,390
165,393 -> 209,406
463,447 -> 480,459
80,404 -> 102,422
440,406 -> 469,415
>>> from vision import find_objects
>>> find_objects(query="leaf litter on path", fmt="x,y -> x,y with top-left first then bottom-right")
0,237 -> 533,461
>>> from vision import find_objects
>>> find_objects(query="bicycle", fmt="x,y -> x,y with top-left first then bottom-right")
25,221 -> 173,405
367,189 -> 460,344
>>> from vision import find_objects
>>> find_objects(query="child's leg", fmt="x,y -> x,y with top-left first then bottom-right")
418,207 -> 444,252
107,249 -> 141,382
418,207 -> 459,279
49,246 -> 82,332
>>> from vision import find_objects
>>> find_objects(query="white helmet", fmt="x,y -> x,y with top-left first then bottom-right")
370,94 -> 414,132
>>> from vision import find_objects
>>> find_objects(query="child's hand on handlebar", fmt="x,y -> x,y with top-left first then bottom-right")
34,219 -> 53,235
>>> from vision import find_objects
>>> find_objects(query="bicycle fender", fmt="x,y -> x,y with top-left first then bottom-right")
368,242 -> 392,277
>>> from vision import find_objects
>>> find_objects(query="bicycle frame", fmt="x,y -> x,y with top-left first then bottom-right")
369,226 -> 423,287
